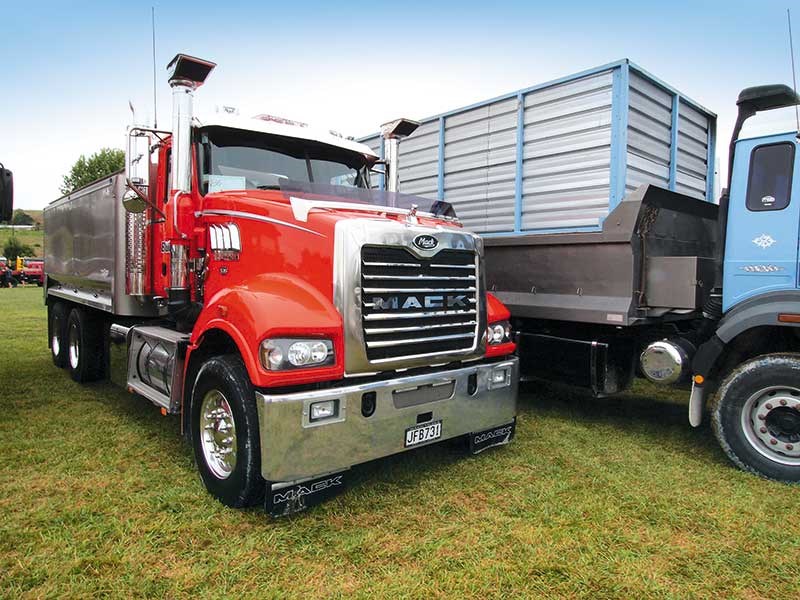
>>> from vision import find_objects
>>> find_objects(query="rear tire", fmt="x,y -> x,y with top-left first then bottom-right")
190,355 -> 264,508
712,353 -> 800,482
65,308 -> 105,382
49,302 -> 68,368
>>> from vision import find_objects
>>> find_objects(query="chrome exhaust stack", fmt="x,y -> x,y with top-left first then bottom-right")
165,54 -> 215,315
379,118 -> 420,193
166,54 -> 216,194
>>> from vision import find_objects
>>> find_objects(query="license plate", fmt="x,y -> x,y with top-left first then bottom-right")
404,420 -> 442,447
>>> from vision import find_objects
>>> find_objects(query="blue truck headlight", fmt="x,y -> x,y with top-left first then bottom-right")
260,338 -> 334,370
486,321 -> 512,345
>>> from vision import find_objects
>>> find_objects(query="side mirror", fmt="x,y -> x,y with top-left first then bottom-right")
123,125 -> 168,213
125,127 -> 150,208
122,189 -> 147,214
737,84 -> 800,115
0,165 -> 12,223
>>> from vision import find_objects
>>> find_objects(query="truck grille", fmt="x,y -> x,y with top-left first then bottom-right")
360,246 -> 479,361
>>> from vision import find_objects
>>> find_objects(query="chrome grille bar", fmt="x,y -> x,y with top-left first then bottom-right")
363,308 -> 477,321
366,332 -> 475,348
362,286 -> 477,294
364,320 -> 477,334
363,274 -> 476,281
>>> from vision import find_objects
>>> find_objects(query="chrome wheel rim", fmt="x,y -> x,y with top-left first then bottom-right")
200,390 -> 237,479
68,322 -> 80,370
741,386 -> 800,466
51,318 -> 61,358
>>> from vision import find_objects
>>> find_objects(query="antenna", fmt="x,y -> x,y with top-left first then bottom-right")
152,6 -> 158,128
789,8 -> 800,131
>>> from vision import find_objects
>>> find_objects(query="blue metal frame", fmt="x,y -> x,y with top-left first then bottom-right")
514,92 -> 524,233
668,95 -> 680,190
706,115 -> 717,201
437,116 -> 445,200
608,61 -> 630,212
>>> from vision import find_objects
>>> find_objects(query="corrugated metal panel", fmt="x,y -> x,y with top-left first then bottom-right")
521,70 -> 613,230
356,60 -> 716,236
625,71 -> 672,192
676,100 -> 709,199
399,120 -> 439,198
442,97 -> 517,232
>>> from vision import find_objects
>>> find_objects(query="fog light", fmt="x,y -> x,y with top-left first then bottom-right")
486,320 -> 512,345
310,399 -> 338,422
489,366 -> 511,389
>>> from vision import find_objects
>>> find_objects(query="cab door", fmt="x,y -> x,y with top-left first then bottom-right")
723,133 -> 800,311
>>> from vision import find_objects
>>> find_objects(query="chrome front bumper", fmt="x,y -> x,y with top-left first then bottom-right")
255,358 -> 518,482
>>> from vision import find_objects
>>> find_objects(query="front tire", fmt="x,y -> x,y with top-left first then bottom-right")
65,307 -> 105,382
190,355 -> 264,507
712,353 -> 800,482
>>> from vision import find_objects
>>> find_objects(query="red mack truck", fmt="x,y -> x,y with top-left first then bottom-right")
43,54 -> 519,515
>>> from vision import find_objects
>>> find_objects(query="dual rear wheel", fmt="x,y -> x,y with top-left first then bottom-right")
49,302 -> 104,382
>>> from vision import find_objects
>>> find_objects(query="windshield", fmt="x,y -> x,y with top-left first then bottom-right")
279,181 -> 457,219
198,126 -> 370,194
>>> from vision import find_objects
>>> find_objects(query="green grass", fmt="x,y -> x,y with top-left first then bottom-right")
0,227 -> 44,258
1,286 -> 798,598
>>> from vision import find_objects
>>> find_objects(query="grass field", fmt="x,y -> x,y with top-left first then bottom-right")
0,227 -> 44,258
1,287 -> 799,598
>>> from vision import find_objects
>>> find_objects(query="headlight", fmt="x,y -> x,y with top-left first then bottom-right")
486,320 -> 512,345
260,338 -> 334,370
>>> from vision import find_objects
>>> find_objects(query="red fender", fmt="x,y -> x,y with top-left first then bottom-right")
188,273 -> 344,388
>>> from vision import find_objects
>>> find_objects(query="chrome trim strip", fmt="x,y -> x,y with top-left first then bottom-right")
364,320 -> 477,334
362,274 -> 476,281
363,286 -> 477,293
430,263 -> 474,270
363,261 -> 422,268
366,332 -> 475,348
197,209 -> 324,237
363,308 -> 477,320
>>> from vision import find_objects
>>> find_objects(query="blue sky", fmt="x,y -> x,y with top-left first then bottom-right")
2,0 -> 799,209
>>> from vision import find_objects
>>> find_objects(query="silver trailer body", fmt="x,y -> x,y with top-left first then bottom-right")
44,171 -> 157,318
360,59 -> 717,236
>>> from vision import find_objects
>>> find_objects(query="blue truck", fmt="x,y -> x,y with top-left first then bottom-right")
484,83 -> 800,482
364,62 -> 800,481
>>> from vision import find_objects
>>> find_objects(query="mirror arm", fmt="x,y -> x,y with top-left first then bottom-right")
126,177 -> 166,219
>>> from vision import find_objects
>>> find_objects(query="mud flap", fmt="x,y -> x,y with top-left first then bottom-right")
265,471 -> 348,517
469,418 -> 516,454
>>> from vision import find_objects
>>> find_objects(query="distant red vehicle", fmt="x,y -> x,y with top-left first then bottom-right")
19,257 -> 43,286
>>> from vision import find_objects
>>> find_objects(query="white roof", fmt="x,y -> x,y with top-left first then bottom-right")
194,112 -> 378,159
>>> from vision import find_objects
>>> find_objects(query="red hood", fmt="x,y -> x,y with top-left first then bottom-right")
198,190 -> 463,311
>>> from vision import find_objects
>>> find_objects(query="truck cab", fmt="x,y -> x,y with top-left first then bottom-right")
723,130 -> 799,309
44,54 -> 519,515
